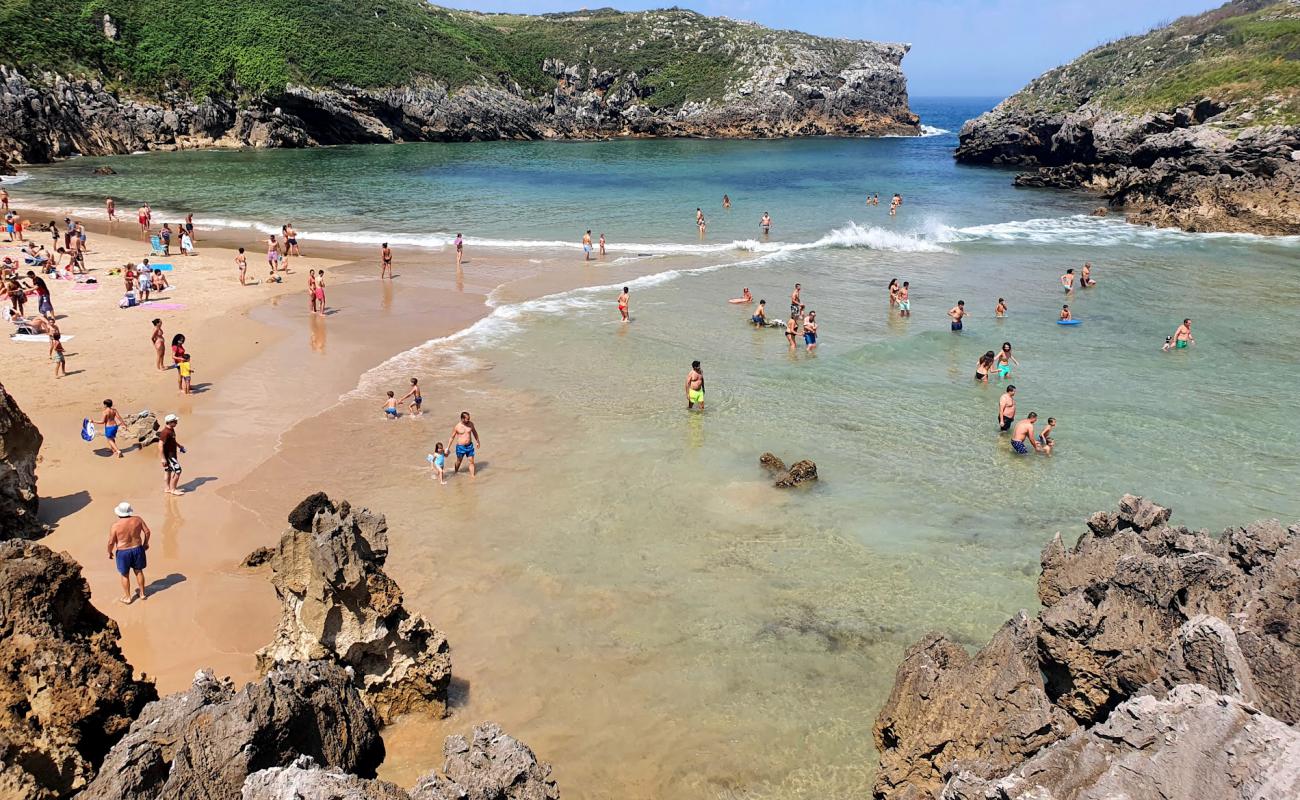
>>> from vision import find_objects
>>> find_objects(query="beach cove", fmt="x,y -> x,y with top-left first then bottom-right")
5,99 -> 1300,799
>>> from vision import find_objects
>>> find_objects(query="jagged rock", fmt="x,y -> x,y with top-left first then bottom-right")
872,613 -> 1076,799
774,460 -> 818,488
0,383 -> 46,540
0,542 -> 156,800
242,756 -> 411,800
942,685 -> 1300,800
119,411 -> 161,449
241,546 -> 275,569
91,165 -> 116,175
759,452 -> 786,473
1087,206 -> 1107,216
257,495 -> 451,723
874,497 -> 1300,800
409,722 -> 559,800
83,661 -> 383,800
287,491 -> 333,532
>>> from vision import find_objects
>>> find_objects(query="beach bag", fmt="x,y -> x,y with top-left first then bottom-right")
119,291 -> 138,309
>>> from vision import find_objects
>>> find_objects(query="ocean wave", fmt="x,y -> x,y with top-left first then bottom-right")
919,125 -> 951,137
0,171 -> 32,185
931,215 -> 1300,248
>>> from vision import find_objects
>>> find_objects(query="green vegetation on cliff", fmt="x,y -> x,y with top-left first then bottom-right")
0,0 -> 766,108
1003,0 -> 1300,124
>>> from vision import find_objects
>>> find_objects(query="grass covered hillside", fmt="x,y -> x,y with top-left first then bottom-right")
0,0 -> 875,110
1001,0 -> 1300,125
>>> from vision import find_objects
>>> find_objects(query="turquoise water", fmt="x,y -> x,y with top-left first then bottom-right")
17,98 -> 1300,798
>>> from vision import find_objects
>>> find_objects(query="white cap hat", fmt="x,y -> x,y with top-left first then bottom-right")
164,413 -> 178,423
114,502 -> 134,518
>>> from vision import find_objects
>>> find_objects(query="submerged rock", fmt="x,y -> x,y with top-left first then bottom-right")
873,495 -> 1300,799
0,541 -> 156,800
256,494 -> 452,723
82,661 -> 383,800
91,165 -> 116,175
0,383 -> 46,540
774,459 -> 818,488
759,452 -> 787,473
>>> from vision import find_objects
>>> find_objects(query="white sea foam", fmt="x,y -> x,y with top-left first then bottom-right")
919,125 -> 951,137
932,215 -> 1300,248
0,171 -> 32,185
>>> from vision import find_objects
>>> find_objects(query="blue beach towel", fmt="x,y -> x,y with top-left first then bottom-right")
149,263 -> 175,272
81,418 -> 95,441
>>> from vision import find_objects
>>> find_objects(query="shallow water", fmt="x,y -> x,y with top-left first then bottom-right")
18,98 -> 1300,798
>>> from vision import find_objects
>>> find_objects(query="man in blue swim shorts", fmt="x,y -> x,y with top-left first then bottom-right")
1010,413 -> 1041,456
108,501 -> 151,604
447,410 -> 482,478
98,398 -> 125,458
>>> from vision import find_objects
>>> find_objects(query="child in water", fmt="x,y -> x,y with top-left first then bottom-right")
383,391 -> 398,419
1038,417 -> 1057,456
428,442 -> 448,484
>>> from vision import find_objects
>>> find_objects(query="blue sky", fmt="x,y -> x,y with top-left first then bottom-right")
440,0 -> 1226,96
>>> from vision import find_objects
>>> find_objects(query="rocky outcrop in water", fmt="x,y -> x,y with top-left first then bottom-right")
759,452 -> 819,487
82,661 -> 384,800
0,383 -> 46,540
0,541 -> 157,800
256,494 -> 452,723
873,494 -> 1300,799
955,1 -> 1300,235
243,722 -> 559,800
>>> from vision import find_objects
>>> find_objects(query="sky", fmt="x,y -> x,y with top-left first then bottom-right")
439,0 -> 1227,96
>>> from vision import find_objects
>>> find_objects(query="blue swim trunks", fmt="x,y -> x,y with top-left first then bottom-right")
804,332 -> 816,345
456,443 -> 475,458
114,545 -> 146,576
1011,439 -> 1030,455
385,407 -> 398,417
104,424 -> 119,440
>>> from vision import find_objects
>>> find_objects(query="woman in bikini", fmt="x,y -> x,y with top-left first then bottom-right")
995,341 -> 1019,379
151,319 -> 166,370
975,350 -> 996,383
308,270 -> 318,312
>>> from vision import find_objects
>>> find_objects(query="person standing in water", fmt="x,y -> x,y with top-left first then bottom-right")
686,360 -> 705,410
1081,262 -> 1096,287
761,212 -> 772,236
890,194 -> 902,216
1010,412 -> 1041,455
1060,304 -> 1072,321
888,279 -> 899,308
1166,318 -> 1195,350
618,287 -> 629,322
399,377 -> 423,417
785,313 -> 799,351
315,270 -> 326,316
599,233 -> 606,257
447,411 -> 481,477
107,502 -> 151,604
1037,417 -> 1057,455
583,230 -> 593,262
380,242 -> 393,279
897,281 -> 911,317
455,233 -> 464,268
106,197 -> 116,222
722,195 -> 731,209
803,310 -> 818,351
976,350 -> 996,383
1061,268 -> 1076,294
996,298 -> 1007,317
998,385 -> 1017,432
790,283 -> 804,320
948,300 -> 967,332
995,341 -> 1019,378
751,299 -> 768,326
308,270 -> 318,313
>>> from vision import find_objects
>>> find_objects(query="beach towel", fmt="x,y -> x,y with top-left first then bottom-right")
9,333 -> 74,343
81,419 -> 95,441
149,263 -> 174,272
141,302 -> 185,310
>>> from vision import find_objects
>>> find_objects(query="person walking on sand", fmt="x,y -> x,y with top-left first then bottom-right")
236,247 -> 248,285
0,188 -> 8,210
447,411 -> 481,477
1010,413 -> 1042,455
98,399 -> 125,458
151,319 -> 166,370
158,414 -> 185,495
285,223 -> 299,256
618,287 -> 629,322
948,300 -> 967,332
1060,268 -> 1076,294
998,385 -> 1017,432
400,377 -> 423,417
686,360 -> 705,410
106,197 -> 116,222
455,233 -> 464,268
804,310 -> 818,351
108,502 -> 151,604
380,242 -> 393,279
583,230 -> 593,261
137,205 -> 149,238
52,338 -> 67,378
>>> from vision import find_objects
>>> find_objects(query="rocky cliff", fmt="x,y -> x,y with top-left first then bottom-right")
0,383 -> 46,540
956,0 -> 1300,235
873,495 -> 1300,799
0,2 -> 917,163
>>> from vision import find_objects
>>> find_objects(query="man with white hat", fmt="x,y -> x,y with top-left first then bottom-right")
107,502 -> 151,604
159,413 -> 185,495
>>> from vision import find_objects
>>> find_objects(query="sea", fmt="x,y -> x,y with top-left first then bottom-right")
13,98 -> 1300,798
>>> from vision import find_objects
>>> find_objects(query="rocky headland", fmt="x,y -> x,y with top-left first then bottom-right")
0,384 -> 45,541
872,494 -> 1300,799
956,0 -> 1300,235
0,3 -> 917,165
0,495 -> 557,800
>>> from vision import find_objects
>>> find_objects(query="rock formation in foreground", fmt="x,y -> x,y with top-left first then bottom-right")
955,0 -> 1300,235
873,494 -> 1300,799
82,661 -> 385,800
243,722 -> 560,800
0,383 -> 46,540
0,541 -> 157,800
256,493 -> 452,723
0,4 -> 917,164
